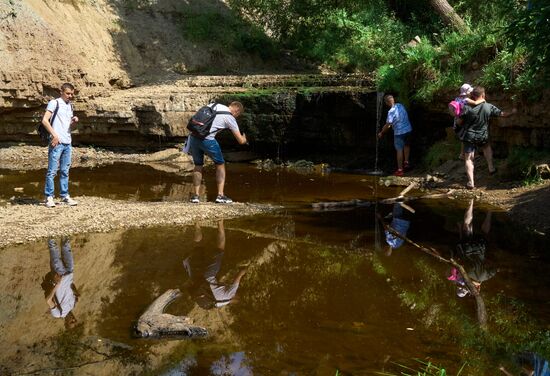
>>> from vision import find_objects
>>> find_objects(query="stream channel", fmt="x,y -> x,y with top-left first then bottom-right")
1,163 -> 549,375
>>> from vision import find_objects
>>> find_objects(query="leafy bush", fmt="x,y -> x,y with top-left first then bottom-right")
505,1 -> 550,84
225,0 -> 545,102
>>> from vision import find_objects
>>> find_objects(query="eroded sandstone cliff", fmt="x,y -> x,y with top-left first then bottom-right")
1,0 -> 548,154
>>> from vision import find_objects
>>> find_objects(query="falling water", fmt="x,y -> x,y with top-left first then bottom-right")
367,92 -> 385,176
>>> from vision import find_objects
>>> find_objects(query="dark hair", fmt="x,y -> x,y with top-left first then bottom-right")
472,86 -> 485,99
61,83 -> 75,91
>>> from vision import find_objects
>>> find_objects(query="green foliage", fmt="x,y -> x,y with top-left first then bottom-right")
505,1 -> 550,84
376,359 -> 467,376
422,139 -> 461,171
226,0 -> 544,102
479,49 -> 524,90
229,0 -> 410,72
181,11 -> 277,60
504,146 -> 550,185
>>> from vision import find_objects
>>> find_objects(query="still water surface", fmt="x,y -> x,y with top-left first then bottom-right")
0,164 -> 549,375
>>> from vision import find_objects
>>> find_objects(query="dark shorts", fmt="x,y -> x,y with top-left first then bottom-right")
463,140 -> 488,154
189,136 -> 225,165
394,132 -> 411,150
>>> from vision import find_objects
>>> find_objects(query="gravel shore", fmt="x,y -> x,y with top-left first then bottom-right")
0,196 -> 275,249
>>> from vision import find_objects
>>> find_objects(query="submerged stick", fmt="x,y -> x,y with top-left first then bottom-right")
312,187 -> 454,210
312,199 -> 371,210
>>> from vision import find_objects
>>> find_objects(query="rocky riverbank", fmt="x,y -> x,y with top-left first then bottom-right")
381,157 -> 550,237
1,145 -> 548,249
0,196 -> 274,249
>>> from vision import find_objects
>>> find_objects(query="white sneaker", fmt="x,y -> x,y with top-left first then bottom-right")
61,195 -> 78,206
45,196 -> 56,208
215,195 -> 233,204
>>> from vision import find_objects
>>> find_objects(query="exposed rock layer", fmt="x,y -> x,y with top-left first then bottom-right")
1,0 -> 548,154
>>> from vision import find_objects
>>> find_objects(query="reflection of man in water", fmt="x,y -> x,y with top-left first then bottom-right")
448,199 -> 497,297
183,220 -> 246,309
42,237 -> 79,328
384,203 -> 413,256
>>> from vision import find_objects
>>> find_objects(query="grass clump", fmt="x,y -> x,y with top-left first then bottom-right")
504,146 -> 550,185
376,359 -> 467,376
422,138 -> 461,171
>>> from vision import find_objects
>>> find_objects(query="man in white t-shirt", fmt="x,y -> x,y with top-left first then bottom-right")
41,83 -> 79,208
187,101 -> 247,204
183,220 -> 247,309
44,237 -> 79,329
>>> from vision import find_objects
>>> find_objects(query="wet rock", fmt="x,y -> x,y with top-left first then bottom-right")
253,159 -> 277,170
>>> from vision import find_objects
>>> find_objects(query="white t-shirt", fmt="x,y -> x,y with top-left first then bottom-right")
50,273 -> 76,318
210,282 -> 240,308
46,98 -> 73,144
205,104 -> 240,141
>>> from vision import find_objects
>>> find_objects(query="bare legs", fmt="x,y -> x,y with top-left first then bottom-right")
396,145 -> 410,170
215,164 -> 226,196
464,144 -> 495,188
192,164 -> 226,197
480,144 -> 495,173
396,149 -> 403,170
464,151 -> 475,188
192,166 -> 203,196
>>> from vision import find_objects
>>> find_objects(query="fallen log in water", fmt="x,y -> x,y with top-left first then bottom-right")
134,289 -> 208,338
312,182 -> 454,210
312,199 -> 371,210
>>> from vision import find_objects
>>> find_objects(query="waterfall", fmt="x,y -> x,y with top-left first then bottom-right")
371,91 -> 385,175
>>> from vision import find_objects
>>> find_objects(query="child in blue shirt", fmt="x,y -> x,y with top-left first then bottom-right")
378,94 -> 412,176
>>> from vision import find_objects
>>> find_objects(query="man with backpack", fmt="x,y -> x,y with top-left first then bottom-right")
459,86 -> 516,189
41,83 -> 79,208
187,101 -> 246,204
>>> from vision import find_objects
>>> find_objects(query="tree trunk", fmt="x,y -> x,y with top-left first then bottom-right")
429,0 -> 468,31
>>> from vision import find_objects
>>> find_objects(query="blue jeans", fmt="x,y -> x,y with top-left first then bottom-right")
49,238 -> 74,275
188,136 -> 225,165
44,143 -> 72,198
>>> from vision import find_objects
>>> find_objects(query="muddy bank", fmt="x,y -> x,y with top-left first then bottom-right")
0,196 -> 274,248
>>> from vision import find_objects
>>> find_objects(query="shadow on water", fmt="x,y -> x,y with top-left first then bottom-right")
0,165 -> 549,374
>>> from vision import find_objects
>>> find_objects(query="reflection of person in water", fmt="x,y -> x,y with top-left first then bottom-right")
499,351 -> 550,376
183,220 -> 246,309
448,199 -> 497,297
384,203 -> 414,256
42,237 -> 79,328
